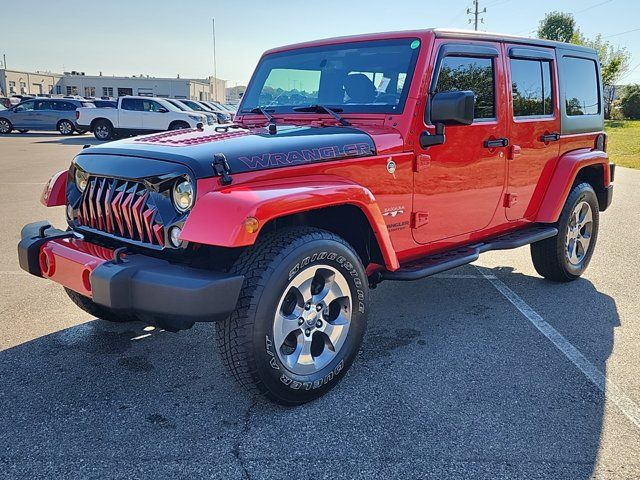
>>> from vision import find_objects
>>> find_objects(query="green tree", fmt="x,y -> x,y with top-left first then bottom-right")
619,84 -> 640,119
537,11 -> 576,43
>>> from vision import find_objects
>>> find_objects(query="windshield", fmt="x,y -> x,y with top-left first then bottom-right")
182,100 -> 206,111
240,38 -> 421,115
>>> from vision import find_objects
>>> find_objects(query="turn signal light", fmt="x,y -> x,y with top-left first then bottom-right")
243,217 -> 259,234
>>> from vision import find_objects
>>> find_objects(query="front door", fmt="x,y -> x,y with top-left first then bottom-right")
11,100 -> 36,128
504,44 -> 560,220
141,99 -> 167,130
412,41 -> 508,244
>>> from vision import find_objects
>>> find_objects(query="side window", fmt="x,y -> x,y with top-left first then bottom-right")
35,100 -> 48,110
62,102 -> 77,111
563,57 -> 600,116
16,101 -> 35,112
121,99 -> 142,111
510,59 -> 553,117
435,56 -> 495,119
142,100 -> 163,112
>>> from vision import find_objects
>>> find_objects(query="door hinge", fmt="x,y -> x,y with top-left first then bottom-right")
504,193 -> 518,208
414,154 -> 431,172
411,212 -> 430,228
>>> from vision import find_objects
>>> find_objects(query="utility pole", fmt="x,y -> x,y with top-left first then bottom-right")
212,18 -> 218,102
467,0 -> 486,31
2,54 -> 6,69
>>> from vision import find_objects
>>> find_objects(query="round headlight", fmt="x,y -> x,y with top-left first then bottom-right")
173,179 -> 194,212
75,168 -> 89,192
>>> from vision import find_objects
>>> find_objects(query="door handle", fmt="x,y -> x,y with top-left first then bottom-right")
483,137 -> 509,148
540,132 -> 560,142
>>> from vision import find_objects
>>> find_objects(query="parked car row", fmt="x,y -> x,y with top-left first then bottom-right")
0,95 -> 235,138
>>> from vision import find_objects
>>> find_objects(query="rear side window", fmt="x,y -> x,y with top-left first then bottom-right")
563,57 -> 600,116
510,59 -> 553,117
121,98 -> 143,111
435,56 -> 495,119
61,102 -> 77,111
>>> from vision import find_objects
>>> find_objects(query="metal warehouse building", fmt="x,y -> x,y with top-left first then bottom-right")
0,69 -> 226,102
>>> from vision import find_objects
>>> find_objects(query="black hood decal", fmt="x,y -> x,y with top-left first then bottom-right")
78,125 -> 376,179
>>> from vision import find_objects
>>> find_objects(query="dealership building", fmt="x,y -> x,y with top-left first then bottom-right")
0,69 -> 226,102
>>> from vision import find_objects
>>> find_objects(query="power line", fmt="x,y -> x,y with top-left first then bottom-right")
603,27 -> 640,38
573,0 -> 614,15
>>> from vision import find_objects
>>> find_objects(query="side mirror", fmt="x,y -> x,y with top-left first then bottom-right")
420,91 -> 475,149
431,90 -> 475,125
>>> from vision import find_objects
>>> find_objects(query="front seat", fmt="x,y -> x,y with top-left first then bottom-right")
343,73 -> 377,103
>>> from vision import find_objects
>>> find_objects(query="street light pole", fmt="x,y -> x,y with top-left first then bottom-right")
212,18 -> 218,102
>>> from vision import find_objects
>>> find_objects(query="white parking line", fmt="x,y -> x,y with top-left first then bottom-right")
475,265 -> 640,430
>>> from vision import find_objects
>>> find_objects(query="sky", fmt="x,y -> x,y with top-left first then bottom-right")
1,0 -> 639,86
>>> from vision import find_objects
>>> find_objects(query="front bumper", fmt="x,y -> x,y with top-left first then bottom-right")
18,221 -> 244,328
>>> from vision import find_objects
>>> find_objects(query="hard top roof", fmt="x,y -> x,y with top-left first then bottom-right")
265,28 -> 597,56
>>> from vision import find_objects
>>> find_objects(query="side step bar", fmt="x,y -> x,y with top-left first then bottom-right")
378,224 -> 558,282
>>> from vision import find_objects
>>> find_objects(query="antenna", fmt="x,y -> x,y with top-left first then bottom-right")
467,0 -> 486,31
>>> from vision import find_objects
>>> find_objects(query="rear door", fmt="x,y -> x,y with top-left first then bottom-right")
504,45 -> 560,220
119,98 -> 144,129
37,99 -> 59,129
412,41 -> 508,244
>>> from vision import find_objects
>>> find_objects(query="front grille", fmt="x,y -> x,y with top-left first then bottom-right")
77,177 -> 165,247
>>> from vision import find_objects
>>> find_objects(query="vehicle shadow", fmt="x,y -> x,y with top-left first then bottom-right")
34,137 -> 104,146
0,265 -> 619,479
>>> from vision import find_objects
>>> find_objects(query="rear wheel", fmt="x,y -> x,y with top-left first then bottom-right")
93,120 -> 113,140
0,118 -> 12,134
57,119 -> 75,135
216,227 -> 368,405
64,288 -> 135,323
531,182 -> 599,282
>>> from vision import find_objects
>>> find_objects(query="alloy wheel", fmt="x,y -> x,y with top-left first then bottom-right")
59,121 -> 73,134
0,120 -> 10,133
273,266 -> 352,375
566,200 -> 593,265
95,125 -> 109,139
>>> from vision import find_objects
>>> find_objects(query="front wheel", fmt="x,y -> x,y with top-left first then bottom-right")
531,182 -> 600,282
0,118 -> 12,134
57,119 -> 75,135
216,227 -> 368,405
169,121 -> 190,130
93,120 -> 113,140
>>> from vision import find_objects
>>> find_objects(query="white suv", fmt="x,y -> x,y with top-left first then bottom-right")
76,96 -> 208,140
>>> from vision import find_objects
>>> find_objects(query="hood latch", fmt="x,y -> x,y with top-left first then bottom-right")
212,153 -> 233,186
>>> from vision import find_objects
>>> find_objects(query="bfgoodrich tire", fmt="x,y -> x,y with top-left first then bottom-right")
216,227 -> 368,405
531,182 -> 600,282
64,287 -> 135,323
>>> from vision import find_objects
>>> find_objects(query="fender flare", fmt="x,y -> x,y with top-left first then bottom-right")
180,175 -> 400,270
41,170 -> 67,207
536,148 -> 610,223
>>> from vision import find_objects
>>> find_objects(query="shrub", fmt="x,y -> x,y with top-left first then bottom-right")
620,85 -> 640,119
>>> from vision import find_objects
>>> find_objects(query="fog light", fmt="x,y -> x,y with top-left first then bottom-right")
243,217 -> 259,234
169,226 -> 183,248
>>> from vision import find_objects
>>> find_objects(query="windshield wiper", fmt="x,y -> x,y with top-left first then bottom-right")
292,104 -> 351,126
249,107 -> 277,134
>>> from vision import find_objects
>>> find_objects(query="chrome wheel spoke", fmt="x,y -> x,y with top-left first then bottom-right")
273,313 -> 301,349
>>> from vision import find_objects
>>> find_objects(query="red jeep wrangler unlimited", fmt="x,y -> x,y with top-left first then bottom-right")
19,29 -> 613,404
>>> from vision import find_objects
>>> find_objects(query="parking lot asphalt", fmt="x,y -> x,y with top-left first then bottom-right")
1,133 -> 639,480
